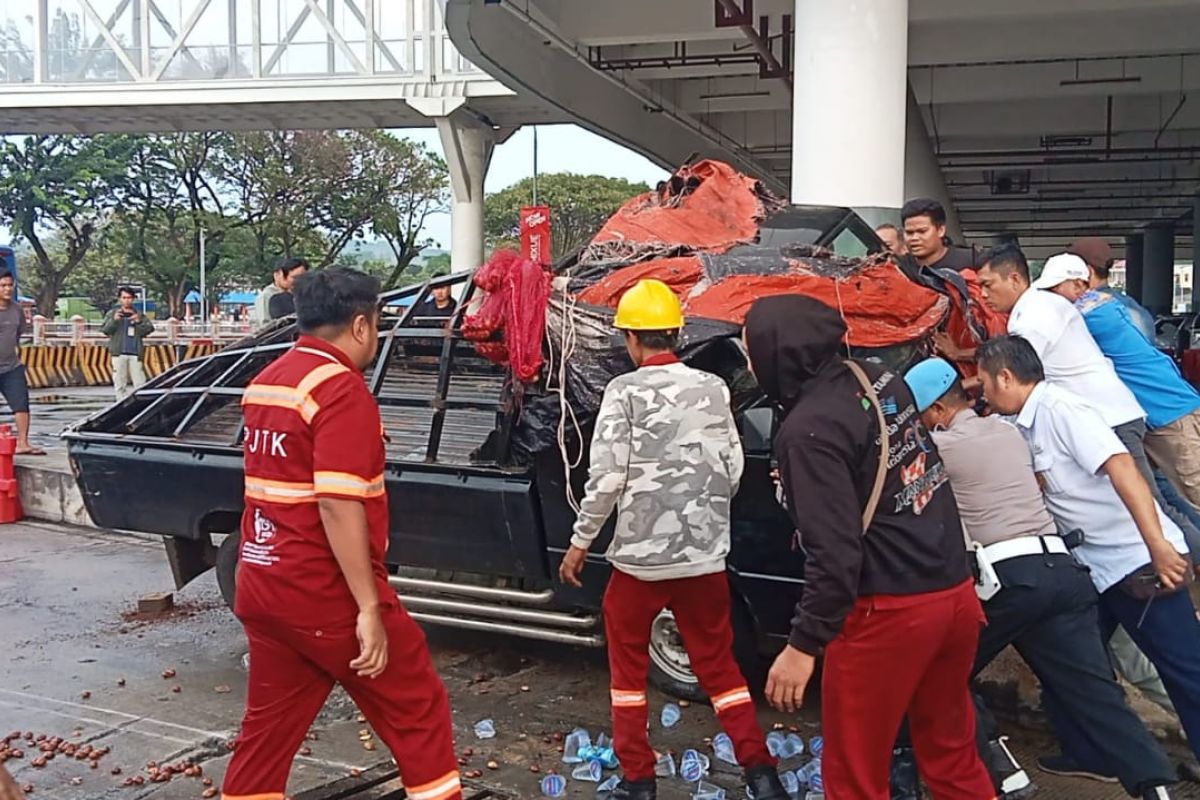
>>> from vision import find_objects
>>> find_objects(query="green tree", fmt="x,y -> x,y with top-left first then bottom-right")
484,173 -> 648,262
0,135 -> 134,316
368,137 -> 450,289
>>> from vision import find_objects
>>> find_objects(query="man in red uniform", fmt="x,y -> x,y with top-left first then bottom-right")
744,295 -> 993,799
223,268 -> 461,800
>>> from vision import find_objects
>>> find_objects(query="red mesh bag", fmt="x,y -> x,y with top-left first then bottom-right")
462,250 -> 552,383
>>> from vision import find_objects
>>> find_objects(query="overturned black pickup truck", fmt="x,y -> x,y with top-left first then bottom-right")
66,176 -> 953,698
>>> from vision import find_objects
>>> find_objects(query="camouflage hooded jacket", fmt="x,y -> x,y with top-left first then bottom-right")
570,359 -> 745,581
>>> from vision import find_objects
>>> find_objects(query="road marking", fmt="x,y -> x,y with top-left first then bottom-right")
0,699 -> 199,746
0,689 -> 229,738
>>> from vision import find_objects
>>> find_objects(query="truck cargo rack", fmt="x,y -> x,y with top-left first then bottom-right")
293,764 -> 515,800
64,272 -> 518,469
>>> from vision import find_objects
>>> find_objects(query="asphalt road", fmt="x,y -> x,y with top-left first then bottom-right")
4,522 -> 1200,799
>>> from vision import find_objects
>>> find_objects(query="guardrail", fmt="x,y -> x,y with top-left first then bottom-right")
18,341 -> 225,389
26,315 -> 253,346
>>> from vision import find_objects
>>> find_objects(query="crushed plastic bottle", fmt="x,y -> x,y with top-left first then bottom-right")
693,780 -> 727,800
473,719 -> 496,740
661,703 -> 682,728
795,759 -> 821,786
680,749 -> 710,782
808,765 -> 824,794
572,760 -> 604,782
563,729 -> 592,763
808,736 -> 823,759
712,732 -> 738,765
597,775 -> 621,795
540,774 -> 567,797
655,751 -> 677,778
766,731 -> 787,758
777,734 -> 805,760
579,744 -> 620,770
780,769 -> 801,800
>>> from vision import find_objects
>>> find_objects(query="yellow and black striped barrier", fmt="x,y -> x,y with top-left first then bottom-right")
17,342 -> 228,388
143,344 -> 178,378
75,344 -> 112,386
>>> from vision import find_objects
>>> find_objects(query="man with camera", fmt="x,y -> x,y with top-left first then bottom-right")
100,286 -> 155,401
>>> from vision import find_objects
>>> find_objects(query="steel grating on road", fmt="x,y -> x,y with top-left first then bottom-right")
294,765 -> 516,800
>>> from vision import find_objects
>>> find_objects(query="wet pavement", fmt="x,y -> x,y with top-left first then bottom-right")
3,522 -> 1199,800
3,386 -> 1200,798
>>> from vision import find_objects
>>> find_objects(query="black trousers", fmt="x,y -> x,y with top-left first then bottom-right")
974,552 -> 1174,795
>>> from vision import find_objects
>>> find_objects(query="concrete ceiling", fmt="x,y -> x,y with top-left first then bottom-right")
447,0 -> 1200,250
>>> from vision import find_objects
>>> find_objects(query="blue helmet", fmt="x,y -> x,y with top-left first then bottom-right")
904,357 -> 959,413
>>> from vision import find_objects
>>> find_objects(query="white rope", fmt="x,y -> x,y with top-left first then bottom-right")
546,293 -> 584,514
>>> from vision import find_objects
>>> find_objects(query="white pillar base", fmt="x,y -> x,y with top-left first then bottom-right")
435,117 -> 495,272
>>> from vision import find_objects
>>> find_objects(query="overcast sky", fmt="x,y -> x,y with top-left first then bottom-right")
398,123 -> 670,249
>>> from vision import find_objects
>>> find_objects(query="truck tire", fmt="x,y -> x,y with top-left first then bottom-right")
216,533 -> 240,611
646,600 -> 762,703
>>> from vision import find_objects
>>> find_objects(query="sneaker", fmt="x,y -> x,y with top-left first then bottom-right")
889,747 -> 920,800
1142,786 -> 1173,800
608,778 -> 657,800
989,738 -> 1033,797
744,766 -> 789,800
1036,754 -> 1119,784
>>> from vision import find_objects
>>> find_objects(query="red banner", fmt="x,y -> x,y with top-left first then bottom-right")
520,206 -> 552,266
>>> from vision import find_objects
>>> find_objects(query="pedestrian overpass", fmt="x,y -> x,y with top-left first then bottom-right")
0,0 -> 568,269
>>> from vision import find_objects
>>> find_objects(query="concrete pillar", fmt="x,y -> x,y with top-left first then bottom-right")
435,117 -> 495,272
1125,233 -> 1144,303
904,86 -> 961,240
1143,222 -> 1176,316
791,0 -> 908,219
1192,192 -> 1200,312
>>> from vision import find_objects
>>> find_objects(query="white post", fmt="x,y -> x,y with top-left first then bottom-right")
436,117 -> 495,271
199,226 -> 207,333
791,0 -> 908,218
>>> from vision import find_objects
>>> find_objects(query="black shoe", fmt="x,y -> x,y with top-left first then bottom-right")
1036,754 -> 1119,783
890,747 -> 920,800
745,765 -> 789,800
608,778 -> 657,800
988,737 -> 1034,798
1142,786 -> 1173,800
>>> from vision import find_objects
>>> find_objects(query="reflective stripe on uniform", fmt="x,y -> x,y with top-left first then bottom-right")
313,471 -> 385,499
711,686 -> 752,712
244,476 -> 316,505
241,361 -> 349,423
405,770 -> 462,800
610,689 -> 647,707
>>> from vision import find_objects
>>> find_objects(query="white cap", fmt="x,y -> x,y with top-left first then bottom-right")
1031,253 -> 1090,290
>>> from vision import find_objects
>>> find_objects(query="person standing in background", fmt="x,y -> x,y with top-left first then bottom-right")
0,270 -> 40,455
875,223 -> 908,256
267,258 -> 310,320
101,286 -> 154,402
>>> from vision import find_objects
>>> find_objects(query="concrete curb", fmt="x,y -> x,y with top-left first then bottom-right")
15,452 -> 95,528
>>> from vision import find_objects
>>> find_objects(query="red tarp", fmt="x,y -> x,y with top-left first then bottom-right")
579,256 -> 949,349
584,160 -> 779,260
462,250 -> 552,382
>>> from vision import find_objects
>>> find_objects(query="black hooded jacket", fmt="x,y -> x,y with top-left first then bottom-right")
745,296 -> 970,655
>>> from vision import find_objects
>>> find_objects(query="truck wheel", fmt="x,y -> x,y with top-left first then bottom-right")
215,533 -> 240,611
646,604 -> 762,703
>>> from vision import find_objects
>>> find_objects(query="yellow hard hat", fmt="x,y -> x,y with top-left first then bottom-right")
613,279 -> 685,331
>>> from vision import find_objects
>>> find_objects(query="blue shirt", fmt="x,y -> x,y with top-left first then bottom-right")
1076,290 -> 1200,428
1095,285 -> 1155,341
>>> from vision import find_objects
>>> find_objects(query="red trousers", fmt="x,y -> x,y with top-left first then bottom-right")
603,569 -> 773,781
222,605 -> 461,800
822,579 -> 993,800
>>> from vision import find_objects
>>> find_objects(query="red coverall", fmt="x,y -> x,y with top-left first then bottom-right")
222,336 -> 461,800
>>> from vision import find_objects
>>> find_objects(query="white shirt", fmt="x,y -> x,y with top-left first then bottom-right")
1014,382 -> 1187,592
1008,289 -> 1144,428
